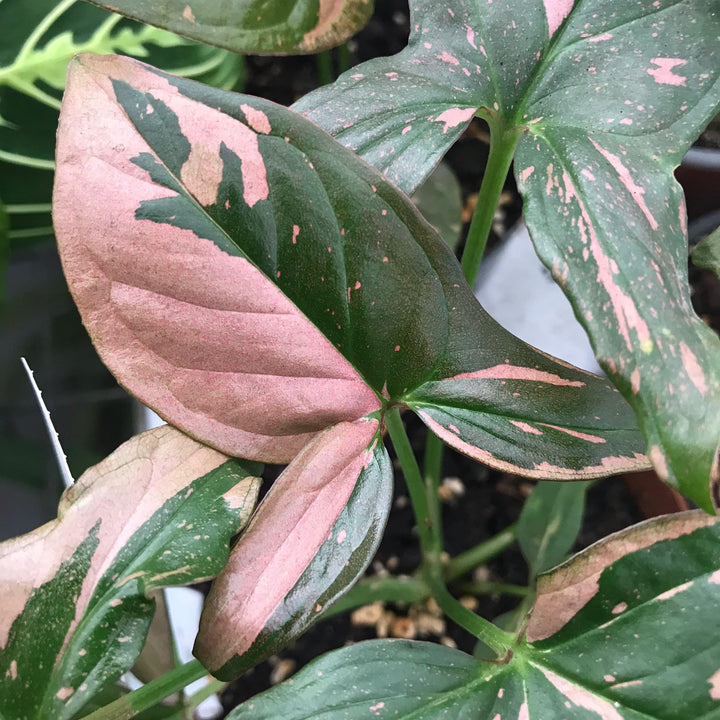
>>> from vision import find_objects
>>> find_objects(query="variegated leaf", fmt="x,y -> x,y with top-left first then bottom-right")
195,418 -> 392,680
85,0 -> 373,55
226,511 -> 720,719
54,54 -> 647,476
0,425 -> 260,720
295,0 -> 720,511
404,295 -> 649,479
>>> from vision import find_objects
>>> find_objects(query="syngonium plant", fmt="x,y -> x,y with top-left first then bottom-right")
1,0 -> 720,719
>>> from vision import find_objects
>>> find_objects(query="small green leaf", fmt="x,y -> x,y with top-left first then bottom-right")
85,0 -> 373,55
0,199 -> 8,301
518,481 -> 589,579
225,511 -> 720,719
0,425 -> 260,720
411,161 -> 463,251
195,419 -> 393,680
692,227 -> 720,279
0,0 -> 244,249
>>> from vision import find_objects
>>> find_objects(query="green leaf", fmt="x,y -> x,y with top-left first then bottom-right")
0,199 -> 8,301
85,0 -> 373,55
54,54 -> 647,478
411,161 -> 463,251
518,481 -> 589,580
0,0 -> 244,247
195,419 -> 393,680
295,0 -> 720,511
0,425 -> 260,720
226,511 -> 720,719
693,227 -> 720,279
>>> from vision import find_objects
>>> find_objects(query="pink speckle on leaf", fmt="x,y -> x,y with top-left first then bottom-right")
437,51 -> 460,66
432,107 -> 476,133
708,669 -> 720,700
612,602 -> 628,615
292,224 -> 300,244
402,124 -> 412,135
680,342 -> 708,395
589,32 -> 613,42
336,529 -> 347,544
510,420 -> 543,435
519,166 -> 535,182
647,58 -> 688,86
240,104 -> 272,134
465,25 -> 477,49
590,139 -> 658,229
394,345 -> 401,352
620,118 -> 633,125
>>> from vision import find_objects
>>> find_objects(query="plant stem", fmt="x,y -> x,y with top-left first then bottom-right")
455,581 -> 529,598
386,408 -> 514,658
81,659 -> 207,720
386,408 -> 440,563
338,42 -> 352,74
186,678 -> 228,714
316,49 -> 334,86
460,119 -> 524,285
324,575 -> 429,617
426,567 -> 514,657
444,523 -> 518,582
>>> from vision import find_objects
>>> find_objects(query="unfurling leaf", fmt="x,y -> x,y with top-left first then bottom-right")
195,418 -> 392,679
85,0 -> 374,55
518,480 -> 589,580
296,0 -> 720,510
0,425 -> 260,720
692,227 -> 720,280
225,511 -> 720,719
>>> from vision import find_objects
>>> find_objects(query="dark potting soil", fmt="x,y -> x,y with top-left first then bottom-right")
217,4 -> 720,713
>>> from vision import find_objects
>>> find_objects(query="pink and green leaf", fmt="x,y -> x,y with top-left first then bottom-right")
224,511 -> 720,719
194,418 -> 392,680
296,0 -> 720,509
0,425 -> 260,720
85,0 -> 373,55
54,54 -> 647,475
404,286 -> 649,478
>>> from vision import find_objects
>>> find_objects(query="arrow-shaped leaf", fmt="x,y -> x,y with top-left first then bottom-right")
85,0 -> 373,55
195,418 -> 392,680
54,54 -> 647,478
0,425 -> 260,720
295,0 -> 720,509
224,511 -> 720,719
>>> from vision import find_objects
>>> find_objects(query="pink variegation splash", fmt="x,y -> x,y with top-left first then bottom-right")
542,668 -> 623,720
542,0 -> 575,37
432,107 -> 476,133
590,139 -> 659,230
452,364 -> 586,387
196,419 -> 378,671
647,57 -> 688,86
